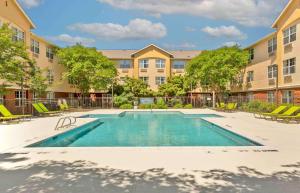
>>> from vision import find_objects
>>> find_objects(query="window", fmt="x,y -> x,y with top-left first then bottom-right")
268,65 -> 278,79
15,91 -> 26,107
31,39 -> 40,54
47,70 -> 54,84
156,59 -> 165,69
249,48 -> 254,61
247,71 -> 254,82
47,92 -> 55,100
46,47 -> 54,60
12,27 -> 25,42
283,25 -> 297,45
139,59 -> 149,69
283,58 -> 296,75
155,77 -> 166,85
173,61 -> 186,69
282,90 -> 293,104
139,77 -> 149,85
268,37 -> 277,53
119,60 -> 132,68
268,91 -> 275,103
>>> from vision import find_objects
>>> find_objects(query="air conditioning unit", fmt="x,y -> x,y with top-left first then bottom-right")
122,69 -> 129,73
175,69 -> 184,73
284,75 -> 292,83
268,79 -> 275,85
157,69 -> 164,73
140,69 -> 147,72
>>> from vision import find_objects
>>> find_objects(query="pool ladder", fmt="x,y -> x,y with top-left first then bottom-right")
55,116 -> 77,130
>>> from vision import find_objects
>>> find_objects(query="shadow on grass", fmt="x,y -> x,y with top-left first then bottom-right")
0,153 -> 299,193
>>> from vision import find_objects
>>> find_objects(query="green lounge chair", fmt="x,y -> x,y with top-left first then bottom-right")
32,103 -> 60,116
38,103 -> 61,114
254,105 -> 287,119
216,103 -> 226,111
270,106 -> 300,121
0,104 -> 31,121
277,113 -> 300,123
59,103 -> 70,111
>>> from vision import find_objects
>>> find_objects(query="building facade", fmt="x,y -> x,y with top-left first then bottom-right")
233,0 -> 300,104
1,0 -> 300,107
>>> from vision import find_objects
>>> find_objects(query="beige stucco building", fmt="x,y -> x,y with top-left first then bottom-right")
1,0 -> 300,107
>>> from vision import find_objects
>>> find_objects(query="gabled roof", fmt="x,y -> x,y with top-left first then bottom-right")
13,0 -> 36,29
245,32 -> 276,49
131,44 -> 174,57
272,0 -> 295,28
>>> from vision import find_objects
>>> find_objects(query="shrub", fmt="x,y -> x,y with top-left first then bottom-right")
173,103 -> 183,109
138,104 -> 153,109
239,101 -> 277,113
119,104 -> 133,109
184,104 -> 193,109
155,98 -> 168,109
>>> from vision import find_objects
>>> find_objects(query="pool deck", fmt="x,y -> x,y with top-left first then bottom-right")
0,109 -> 300,193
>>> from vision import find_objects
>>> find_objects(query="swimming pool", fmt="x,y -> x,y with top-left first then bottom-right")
28,112 -> 261,147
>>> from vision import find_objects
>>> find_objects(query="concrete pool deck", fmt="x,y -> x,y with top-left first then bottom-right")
0,109 -> 299,193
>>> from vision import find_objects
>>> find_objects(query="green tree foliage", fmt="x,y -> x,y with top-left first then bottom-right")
186,46 -> 249,94
56,44 -> 117,97
157,75 -> 194,97
122,77 -> 151,97
0,24 -> 47,96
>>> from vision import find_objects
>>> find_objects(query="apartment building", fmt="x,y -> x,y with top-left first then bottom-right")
100,45 -> 201,90
233,0 -> 300,104
0,0 -> 76,108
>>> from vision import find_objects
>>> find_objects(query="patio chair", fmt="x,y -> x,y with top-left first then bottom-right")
266,106 -> 300,121
38,103 -> 61,114
32,103 -> 60,116
254,105 -> 287,119
225,103 -> 237,112
277,113 -> 300,123
0,104 -> 32,121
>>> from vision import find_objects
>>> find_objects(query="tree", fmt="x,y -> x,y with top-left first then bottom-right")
0,24 -> 47,111
56,44 -> 117,98
122,77 -> 151,97
186,46 -> 249,102
157,75 -> 193,97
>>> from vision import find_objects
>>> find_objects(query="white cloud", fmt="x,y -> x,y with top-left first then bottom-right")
68,19 -> 167,40
18,0 -> 42,8
222,41 -> 240,47
48,34 -> 96,46
97,0 -> 288,27
202,25 -> 247,40
162,42 -> 196,50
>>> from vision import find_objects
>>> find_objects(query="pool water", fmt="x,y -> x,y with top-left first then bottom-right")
29,112 -> 261,147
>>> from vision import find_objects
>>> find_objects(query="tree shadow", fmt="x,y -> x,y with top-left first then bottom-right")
0,153 -> 299,193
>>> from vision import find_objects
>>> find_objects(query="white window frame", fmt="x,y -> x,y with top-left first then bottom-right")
47,92 -> 55,100
31,39 -> 40,54
283,58 -> 296,75
155,77 -> 166,85
268,64 -> 278,79
15,90 -> 26,107
247,71 -> 254,82
0,94 -> 3,104
12,27 -> 25,42
119,60 -> 132,69
47,70 -> 54,85
139,77 -> 149,85
267,91 -> 275,103
282,90 -> 293,104
173,61 -> 186,69
46,47 -> 54,60
156,59 -> 165,69
283,25 -> 297,45
268,37 -> 277,53
139,59 -> 149,69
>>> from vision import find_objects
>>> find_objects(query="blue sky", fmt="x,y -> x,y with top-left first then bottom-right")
19,0 -> 289,50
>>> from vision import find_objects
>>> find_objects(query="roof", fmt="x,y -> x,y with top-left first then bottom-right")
131,44 -> 174,57
31,33 -> 58,47
99,44 -> 201,59
13,0 -> 36,29
272,0 -> 295,28
245,32 -> 276,49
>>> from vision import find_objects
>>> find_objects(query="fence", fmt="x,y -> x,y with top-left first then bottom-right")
1,94 -> 299,115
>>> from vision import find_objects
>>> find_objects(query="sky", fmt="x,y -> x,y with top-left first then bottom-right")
18,0 -> 290,50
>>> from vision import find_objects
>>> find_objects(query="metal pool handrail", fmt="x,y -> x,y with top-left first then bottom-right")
55,116 -> 77,130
